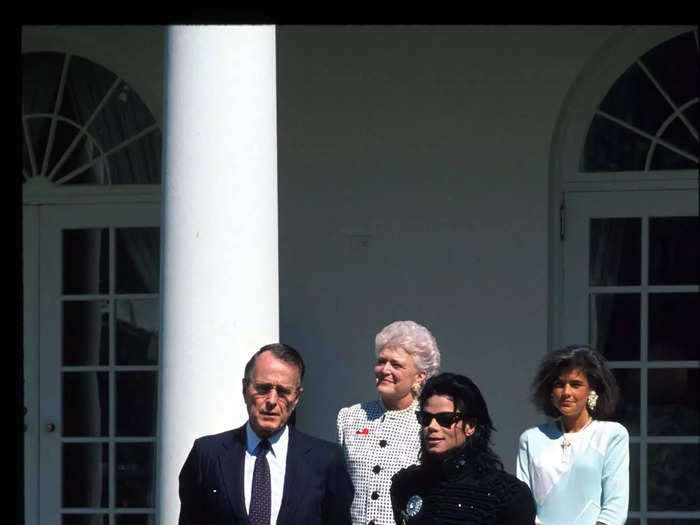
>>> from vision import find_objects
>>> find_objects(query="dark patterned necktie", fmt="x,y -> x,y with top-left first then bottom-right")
249,439 -> 271,525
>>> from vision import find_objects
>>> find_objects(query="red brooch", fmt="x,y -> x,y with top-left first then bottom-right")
356,428 -> 370,434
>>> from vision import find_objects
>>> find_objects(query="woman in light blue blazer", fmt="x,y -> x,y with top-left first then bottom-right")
516,346 -> 629,525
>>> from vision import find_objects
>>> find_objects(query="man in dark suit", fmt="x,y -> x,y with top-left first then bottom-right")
178,343 -> 354,525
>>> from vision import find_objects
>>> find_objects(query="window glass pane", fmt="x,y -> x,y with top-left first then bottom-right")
648,444 -> 700,510
27,117 -> 51,175
116,372 -> 157,436
63,301 -> 109,366
55,135 -> 107,185
589,293 -> 640,360
61,55 -> 118,125
106,128 -> 162,184
655,117 -> 699,170
641,31 -> 700,107
590,218 -> 641,286
611,369 -> 640,436
685,104 -> 699,137
115,515 -> 155,525
648,368 -> 699,436
649,293 -> 699,361
22,120 -> 33,179
116,443 -> 155,508
598,63 -> 673,137
63,229 -> 109,294
116,300 -> 159,365
651,142 -> 699,170
46,120 -> 81,176
629,442 -> 640,512
22,51 -> 64,115
63,372 -> 108,437
63,443 -> 108,507
87,80 -> 156,152
582,114 -> 652,171
116,228 -> 160,294
62,516 -> 109,525
649,217 -> 700,286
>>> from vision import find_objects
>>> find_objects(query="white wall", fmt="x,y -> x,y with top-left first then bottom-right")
22,23 -> 622,470
276,25 -> 617,466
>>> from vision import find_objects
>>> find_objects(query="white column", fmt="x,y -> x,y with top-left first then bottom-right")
156,25 -> 278,525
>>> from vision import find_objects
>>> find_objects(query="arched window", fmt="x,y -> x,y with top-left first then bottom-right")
583,30 -> 698,172
22,52 -> 161,188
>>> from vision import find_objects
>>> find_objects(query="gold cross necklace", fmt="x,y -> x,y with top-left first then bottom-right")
557,417 -> 593,462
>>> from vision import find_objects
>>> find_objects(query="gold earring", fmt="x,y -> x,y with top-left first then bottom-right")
410,383 -> 421,396
587,390 -> 599,411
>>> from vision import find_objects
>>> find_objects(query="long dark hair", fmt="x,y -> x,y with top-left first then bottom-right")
419,373 -> 503,472
531,345 -> 620,418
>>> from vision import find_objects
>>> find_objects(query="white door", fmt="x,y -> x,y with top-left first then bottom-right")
25,203 -> 160,525
562,189 -> 699,523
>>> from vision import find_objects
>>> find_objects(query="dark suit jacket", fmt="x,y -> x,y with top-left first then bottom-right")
178,424 -> 354,525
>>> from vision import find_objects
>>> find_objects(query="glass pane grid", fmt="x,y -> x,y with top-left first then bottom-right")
588,214 -> 699,520
62,226 -> 159,519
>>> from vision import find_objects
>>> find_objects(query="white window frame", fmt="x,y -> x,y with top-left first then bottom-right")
550,25 -> 699,524
21,40 -> 163,525
549,24 -> 698,350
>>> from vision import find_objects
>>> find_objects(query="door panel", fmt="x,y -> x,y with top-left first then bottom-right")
562,189 -> 699,521
30,204 -> 160,525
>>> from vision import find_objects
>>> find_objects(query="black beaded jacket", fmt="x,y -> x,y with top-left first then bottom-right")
390,447 -> 535,525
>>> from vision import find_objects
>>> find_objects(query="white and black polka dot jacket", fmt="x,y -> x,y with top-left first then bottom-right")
337,399 -> 422,525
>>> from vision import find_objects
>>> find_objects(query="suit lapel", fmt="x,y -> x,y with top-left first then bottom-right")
219,425 -> 250,524
277,427 -> 310,524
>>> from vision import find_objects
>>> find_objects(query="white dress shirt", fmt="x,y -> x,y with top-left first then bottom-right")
244,423 -> 289,525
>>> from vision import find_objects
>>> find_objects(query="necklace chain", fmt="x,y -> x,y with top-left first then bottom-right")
558,417 -> 594,462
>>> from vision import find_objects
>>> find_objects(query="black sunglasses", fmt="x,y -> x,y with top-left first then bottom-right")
415,410 -> 465,428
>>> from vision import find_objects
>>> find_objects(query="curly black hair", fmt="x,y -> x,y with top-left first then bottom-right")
419,372 -> 503,471
531,345 -> 620,419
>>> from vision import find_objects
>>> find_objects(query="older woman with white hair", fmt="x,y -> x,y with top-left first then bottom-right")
337,320 -> 441,525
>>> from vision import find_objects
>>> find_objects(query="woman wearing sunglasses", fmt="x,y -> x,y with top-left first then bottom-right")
391,373 -> 535,525
516,346 -> 628,525
337,320 -> 442,525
